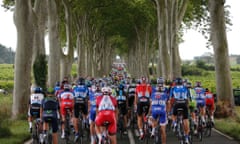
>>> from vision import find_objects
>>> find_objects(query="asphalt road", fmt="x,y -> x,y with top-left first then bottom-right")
25,126 -> 240,144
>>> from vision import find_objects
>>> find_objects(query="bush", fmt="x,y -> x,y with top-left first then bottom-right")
182,65 -> 204,76
0,119 -> 12,138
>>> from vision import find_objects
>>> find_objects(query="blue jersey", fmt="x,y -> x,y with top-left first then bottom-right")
73,85 -> 88,98
116,89 -> 127,101
194,87 -> 205,104
170,85 -> 189,100
151,88 -> 169,111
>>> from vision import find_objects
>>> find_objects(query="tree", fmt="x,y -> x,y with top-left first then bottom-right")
33,54 -> 47,90
47,0 -> 61,87
12,0 -> 36,119
208,0 -> 234,117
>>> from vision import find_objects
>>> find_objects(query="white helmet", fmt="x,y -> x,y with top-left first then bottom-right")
101,86 -> 112,95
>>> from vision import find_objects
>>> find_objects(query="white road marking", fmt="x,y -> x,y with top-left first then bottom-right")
213,128 -> 234,140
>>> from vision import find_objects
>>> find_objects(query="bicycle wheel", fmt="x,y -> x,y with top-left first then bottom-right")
154,126 -> 162,144
178,121 -> 185,144
32,124 -> 39,144
197,117 -> 203,141
143,122 -> 150,144
204,117 -> 212,137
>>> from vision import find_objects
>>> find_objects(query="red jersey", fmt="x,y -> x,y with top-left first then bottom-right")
96,95 -> 117,112
59,90 -> 74,116
136,83 -> 152,98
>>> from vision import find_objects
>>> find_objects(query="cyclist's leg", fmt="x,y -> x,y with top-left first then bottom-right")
95,112 -> 104,142
137,102 -> 144,136
109,134 -> 117,144
27,108 -> 33,132
182,103 -> 190,142
73,104 -> 80,134
60,107 -> 66,138
108,113 -> 117,144
159,111 -> 167,144
52,117 -> 59,144
89,109 -> 96,144
121,103 -> 128,133
150,108 -> 158,137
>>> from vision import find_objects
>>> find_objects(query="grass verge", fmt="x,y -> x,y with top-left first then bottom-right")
0,120 -> 30,144
214,106 -> 240,141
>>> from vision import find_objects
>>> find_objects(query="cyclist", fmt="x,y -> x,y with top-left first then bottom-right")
28,86 -> 44,133
116,82 -> 128,134
58,84 -> 74,139
186,82 -> 198,134
194,81 -> 206,124
149,77 -> 169,144
88,84 -> 102,144
73,77 -> 89,142
95,86 -> 118,144
205,88 -> 215,124
127,78 -> 137,127
134,76 -> 152,140
170,77 -> 191,144
41,87 -> 59,144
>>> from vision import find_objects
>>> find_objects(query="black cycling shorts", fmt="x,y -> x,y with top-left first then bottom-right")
128,95 -> 135,108
173,102 -> 189,120
74,103 -> 88,118
137,102 -> 150,116
117,101 -> 127,115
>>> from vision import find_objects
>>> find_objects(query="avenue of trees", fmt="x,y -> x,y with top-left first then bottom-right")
2,0 -> 234,119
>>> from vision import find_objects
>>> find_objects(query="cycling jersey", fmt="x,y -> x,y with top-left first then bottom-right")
151,88 -> 169,125
128,84 -> 136,97
95,95 -> 117,135
42,96 -> 59,133
170,85 -> 189,119
58,90 -> 74,116
89,90 -> 102,123
194,87 -> 206,107
28,93 -> 44,117
136,83 -> 152,102
205,91 -> 215,111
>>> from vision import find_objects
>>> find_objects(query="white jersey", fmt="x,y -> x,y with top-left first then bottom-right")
30,93 -> 44,105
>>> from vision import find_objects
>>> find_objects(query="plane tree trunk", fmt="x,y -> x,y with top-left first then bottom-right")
12,0 -> 36,119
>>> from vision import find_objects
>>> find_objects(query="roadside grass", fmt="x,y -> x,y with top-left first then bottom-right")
0,94 -> 30,144
215,106 -> 240,141
0,120 -> 30,144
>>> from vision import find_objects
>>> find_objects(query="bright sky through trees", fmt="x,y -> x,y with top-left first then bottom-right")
0,0 -> 239,60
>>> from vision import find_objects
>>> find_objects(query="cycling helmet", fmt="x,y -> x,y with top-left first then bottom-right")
186,82 -> 192,88
46,87 -> 55,95
34,87 -> 42,93
205,88 -> 209,92
175,77 -> 183,85
157,77 -> 164,85
55,81 -> 60,87
101,87 -> 112,95
63,84 -> 71,90
195,81 -> 202,87
78,77 -> 85,85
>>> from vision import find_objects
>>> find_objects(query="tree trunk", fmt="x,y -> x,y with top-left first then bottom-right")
208,0 -> 234,117
12,0 -> 35,119
32,0 -> 47,65
47,0 -> 61,87
61,0 -> 74,81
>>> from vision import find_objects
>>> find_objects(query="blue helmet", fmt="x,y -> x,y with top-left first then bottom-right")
175,77 -> 183,85
34,87 -> 42,93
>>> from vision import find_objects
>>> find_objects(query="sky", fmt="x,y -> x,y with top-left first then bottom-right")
0,1 -> 239,60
